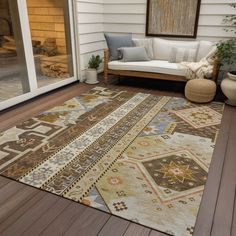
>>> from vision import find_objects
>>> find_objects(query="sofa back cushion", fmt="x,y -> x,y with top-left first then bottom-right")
132,38 -> 154,59
153,38 -> 199,61
104,33 -> 133,61
197,41 -> 215,61
169,47 -> 197,63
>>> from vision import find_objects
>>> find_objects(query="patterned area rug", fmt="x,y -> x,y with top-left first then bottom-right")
0,87 -> 224,236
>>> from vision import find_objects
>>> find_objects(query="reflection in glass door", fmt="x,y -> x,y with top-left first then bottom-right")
0,0 -> 78,110
0,0 -> 30,102
26,0 -> 74,88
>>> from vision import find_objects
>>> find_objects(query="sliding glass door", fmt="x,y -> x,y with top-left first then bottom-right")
0,0 -> 78,110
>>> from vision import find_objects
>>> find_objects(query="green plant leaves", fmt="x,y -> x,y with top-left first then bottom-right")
217,40 -> 236,66
88,55 -> 103,70
217,3 -> 236,67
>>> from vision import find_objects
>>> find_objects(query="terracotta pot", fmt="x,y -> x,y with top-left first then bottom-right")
85,69 -> 99,84
221,72 -> 236,106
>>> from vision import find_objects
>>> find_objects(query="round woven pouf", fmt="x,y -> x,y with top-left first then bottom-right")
185,79 -> 217,103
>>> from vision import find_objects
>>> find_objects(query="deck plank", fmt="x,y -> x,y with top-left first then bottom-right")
0,191 -> 46,233
149,230 -> 168,236
63,207 -> 110,236
98,216 -> 130,236
22,197 -> 71,236
0,184 -> 37,223
123,223 -> 151,236
0,181 -> 25,205
193,106 -> 233,236
0,176 -> 10,189
40,202 -> 87,236
231,188 -> 236,236
211,107 -> 236,236
1,193 -> 59,236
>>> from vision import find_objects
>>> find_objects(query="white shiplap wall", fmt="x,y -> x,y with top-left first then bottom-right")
77,0 -> 105,80
103,0 -> 235,41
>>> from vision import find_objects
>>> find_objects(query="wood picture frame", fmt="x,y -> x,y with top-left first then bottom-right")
146,0 -> 201,38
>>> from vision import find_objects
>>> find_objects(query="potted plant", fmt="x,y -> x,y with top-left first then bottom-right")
217,39 -> 236,77
85,55 -> 103,84
218,3 -> 236,105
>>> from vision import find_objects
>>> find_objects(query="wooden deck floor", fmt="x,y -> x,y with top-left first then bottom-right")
0,78 -> 235,236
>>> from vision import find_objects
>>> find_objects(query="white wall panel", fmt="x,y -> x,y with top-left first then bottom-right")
103,14 -> 226,27
77,0 -> 105,80
80,41 -> 106,54
78,13 -> 103,24
79,32 -> 104,44
103,5 -> 146,14
103,0 -> 235,4
78,23 -> 103,34
77,2 -> 103,13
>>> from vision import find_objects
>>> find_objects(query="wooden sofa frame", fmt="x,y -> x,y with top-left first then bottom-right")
103,49 -> 220,84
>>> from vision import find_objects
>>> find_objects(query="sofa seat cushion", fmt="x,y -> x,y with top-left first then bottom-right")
108,60 -> 187,76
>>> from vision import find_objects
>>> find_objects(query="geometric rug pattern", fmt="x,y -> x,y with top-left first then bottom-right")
0,87 -> 224,236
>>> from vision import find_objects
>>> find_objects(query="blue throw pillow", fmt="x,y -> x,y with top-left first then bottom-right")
104,33 -> 133,61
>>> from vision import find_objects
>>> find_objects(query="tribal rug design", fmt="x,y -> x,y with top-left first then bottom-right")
0,87 -> 224,236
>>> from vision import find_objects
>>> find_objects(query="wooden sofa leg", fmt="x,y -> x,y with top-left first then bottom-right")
104,71 -> 108,85
118,75 -> 121,83
104,49 -> 109,85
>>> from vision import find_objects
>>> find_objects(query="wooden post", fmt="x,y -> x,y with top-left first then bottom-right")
104,49 -> 109,84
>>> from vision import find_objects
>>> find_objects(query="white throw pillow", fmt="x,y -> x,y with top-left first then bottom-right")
132,38 -> 154,60
169,47 -> 197,63
197,41 -> 215,61
153,38 -> 199,61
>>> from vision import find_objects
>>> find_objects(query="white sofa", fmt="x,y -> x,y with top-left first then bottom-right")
104,38 -> 218,84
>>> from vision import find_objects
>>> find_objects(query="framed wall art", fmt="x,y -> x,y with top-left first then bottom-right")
146,0 -> 201,38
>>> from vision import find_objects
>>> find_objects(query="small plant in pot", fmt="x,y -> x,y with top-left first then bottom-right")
85,55 -> 103,84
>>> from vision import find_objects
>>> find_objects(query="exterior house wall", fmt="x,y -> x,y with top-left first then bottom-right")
77,0 -> 105,79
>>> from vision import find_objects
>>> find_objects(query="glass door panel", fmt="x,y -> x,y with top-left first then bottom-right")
26,0 -> 75,88
0,0 -> 78,110
0,0 -> 30,102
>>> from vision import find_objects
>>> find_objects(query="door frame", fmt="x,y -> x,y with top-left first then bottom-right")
0,0 -> 80,111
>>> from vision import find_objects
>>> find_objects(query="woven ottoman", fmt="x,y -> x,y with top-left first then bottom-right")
185,79 -> 216,103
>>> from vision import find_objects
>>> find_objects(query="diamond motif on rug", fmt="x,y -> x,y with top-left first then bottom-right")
171,106 -> 222,129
